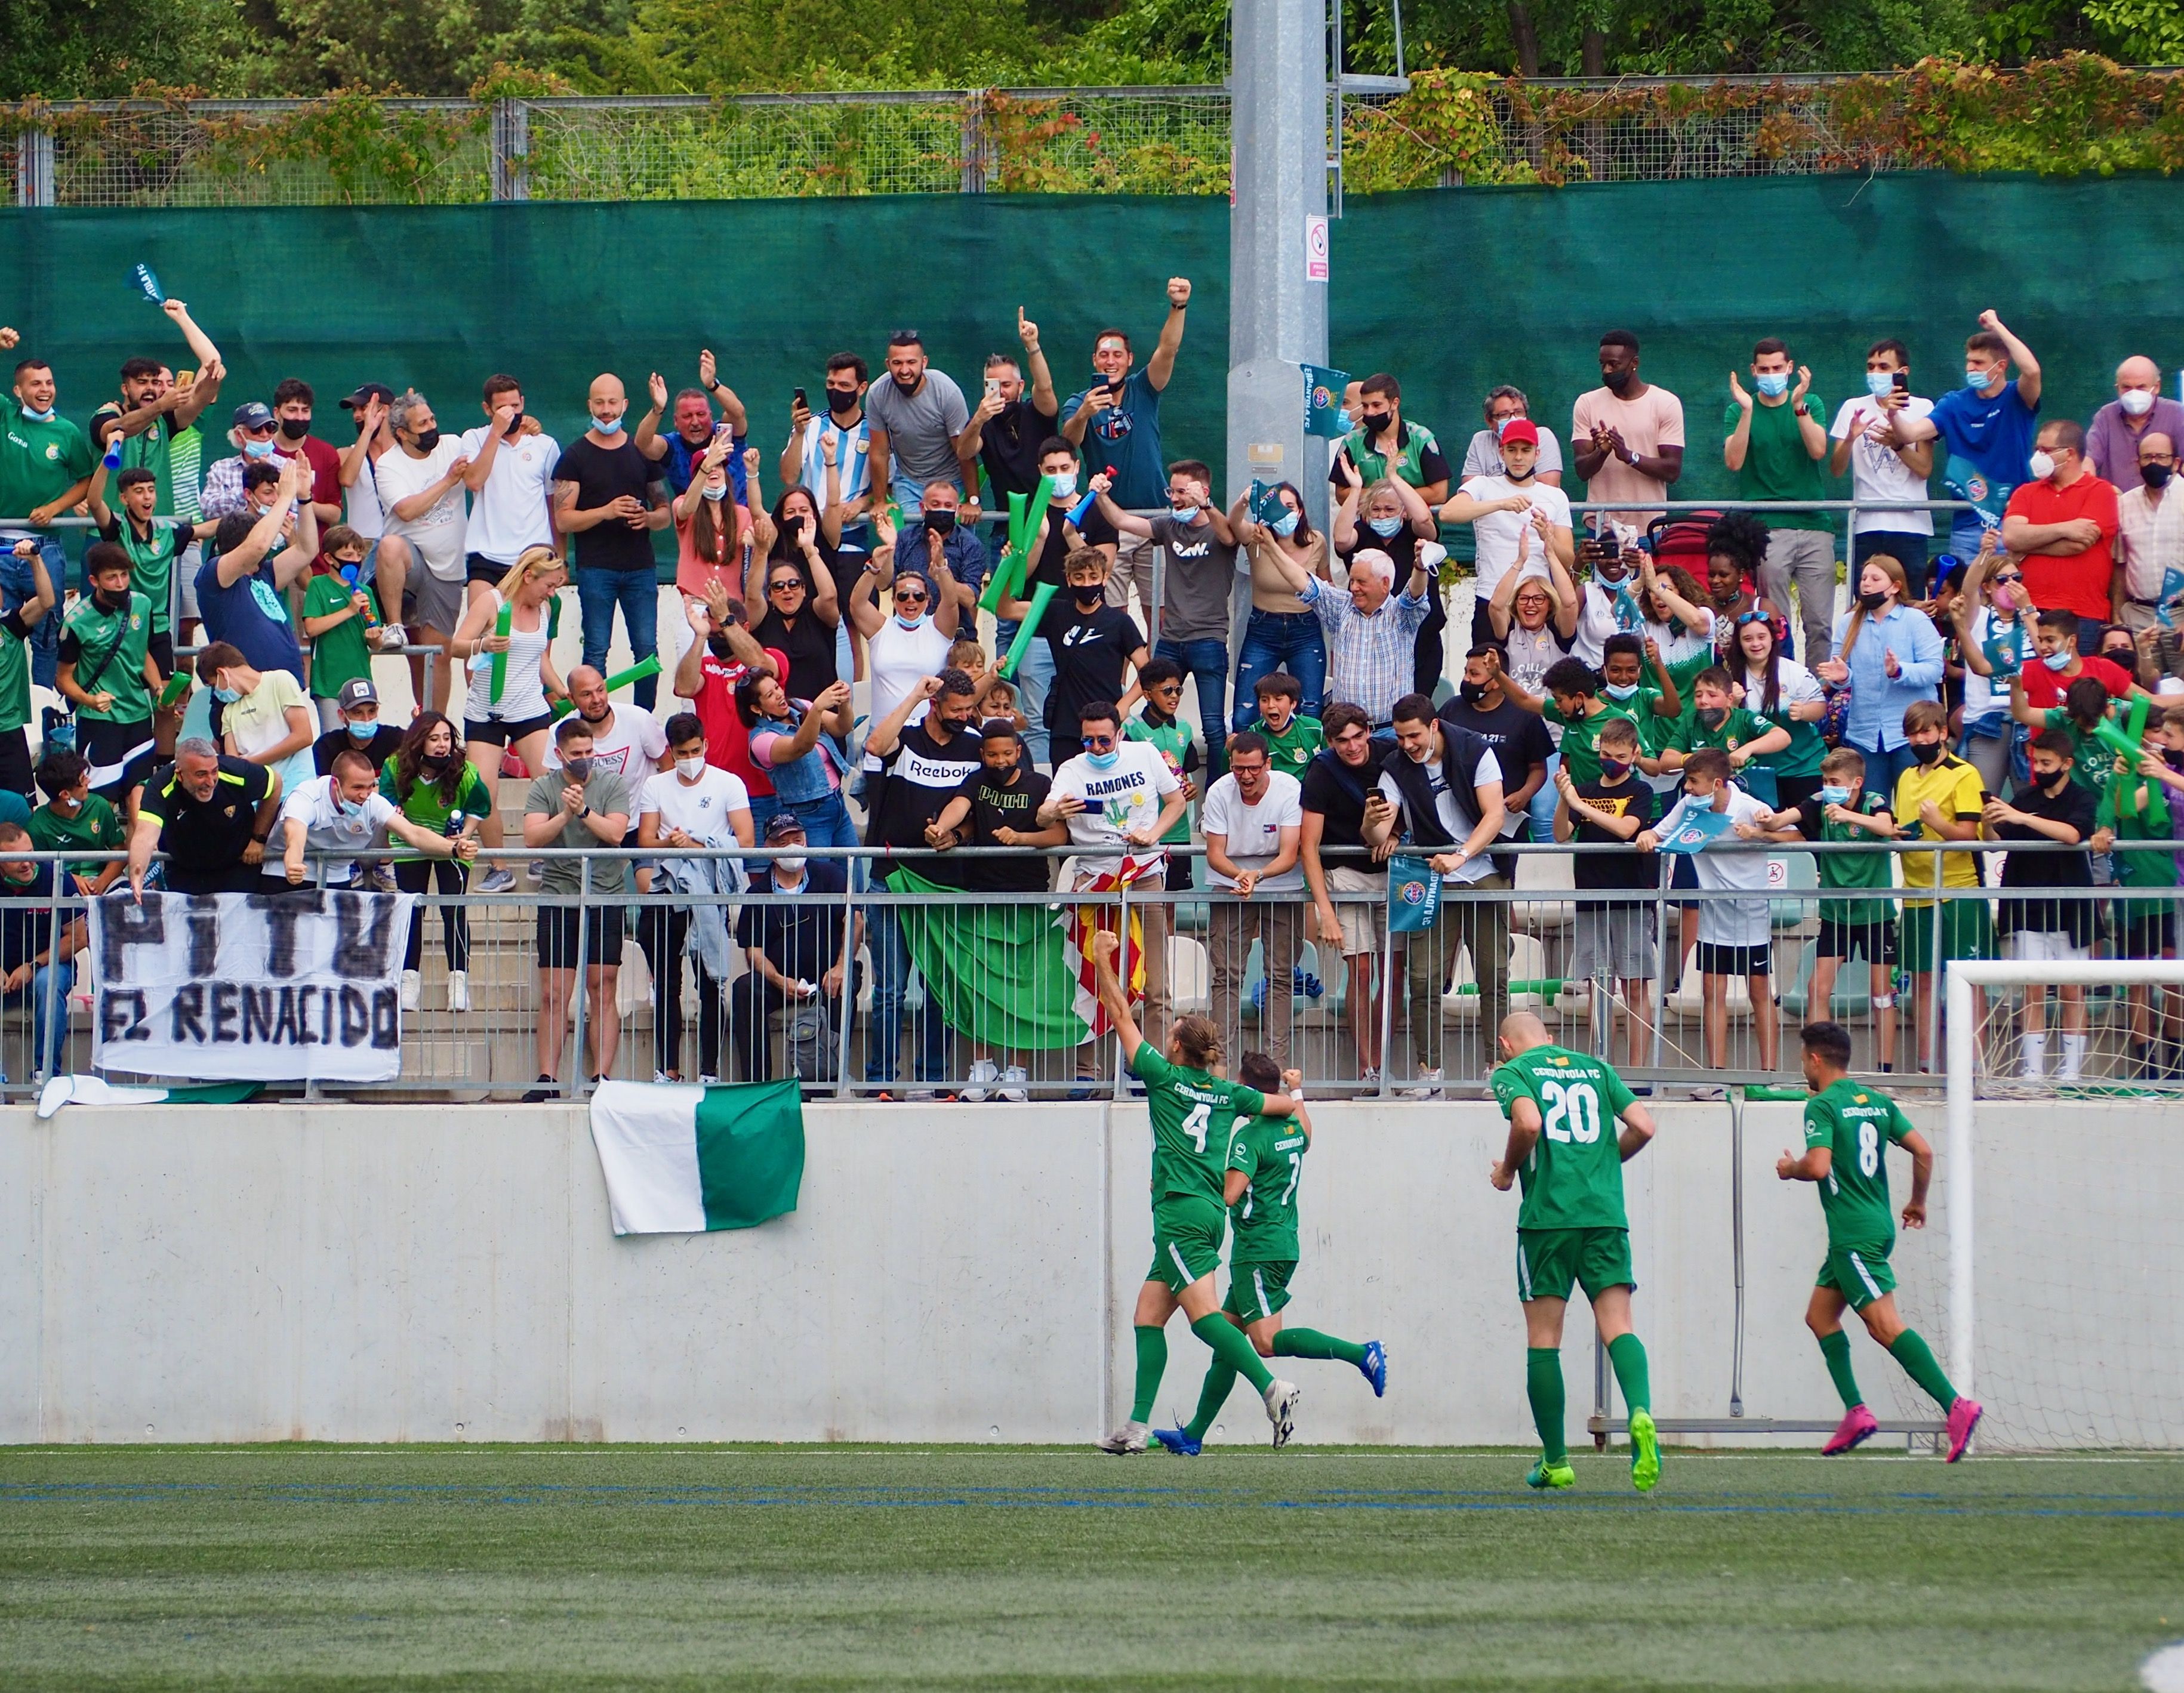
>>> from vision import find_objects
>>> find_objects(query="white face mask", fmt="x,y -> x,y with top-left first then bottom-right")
773,854 -> 806,874
2121,388 -> 2157,418
675,754 -> 706,779
2028,450 -> 2057,481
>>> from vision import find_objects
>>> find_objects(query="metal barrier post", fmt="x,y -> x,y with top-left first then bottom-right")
1650,852 -> 1669,1072
38,872 -> 63,1083
833,858 -> 856,1097
568,855 -> 590,1099
1929,850 -> 1944,1074
1727,1085 -> 1747,1416
1376,917 -> 1396,1097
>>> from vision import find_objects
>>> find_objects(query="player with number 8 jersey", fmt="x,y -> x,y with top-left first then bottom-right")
1489,1012 -> 1662,1493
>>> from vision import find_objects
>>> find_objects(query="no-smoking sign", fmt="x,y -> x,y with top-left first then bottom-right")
1304,214 -> 1329,281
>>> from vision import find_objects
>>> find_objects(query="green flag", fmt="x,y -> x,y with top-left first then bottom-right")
887,865 -> 1091,1051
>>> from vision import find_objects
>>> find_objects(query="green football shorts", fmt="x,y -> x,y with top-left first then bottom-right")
1902,899 -> 1995,972
1224,1259 -> 1295,1324
1517,1226 -> 1634,1303
1147,1196 -> 1227,1292
1818,1240 -> 1897,1311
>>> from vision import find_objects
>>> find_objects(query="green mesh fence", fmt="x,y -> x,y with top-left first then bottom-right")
2,176 -> 2180,517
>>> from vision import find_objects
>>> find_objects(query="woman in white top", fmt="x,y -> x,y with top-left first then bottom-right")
1948,531 -> 2028,797
1486,520 -> 1579,702
1636,556 -> 1718,679
449,544 -> 566,887
1228,480 -> 1332,721
848,511 -> 959,772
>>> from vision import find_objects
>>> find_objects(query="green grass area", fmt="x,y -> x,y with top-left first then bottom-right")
2,1444 -> 2180,1690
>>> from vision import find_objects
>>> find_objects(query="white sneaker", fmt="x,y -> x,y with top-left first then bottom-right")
1262,1378 -> 1301,1448
963,1057 -> 1000,1103
1096,1420 -> 1150,1454
446,969 -> 470,1014
400,969 -> 421,1012
376,621 -> 407,651
478,866 -> 515,894
1360,1066 -> 1380,1089
999,1064 -> 1028,1103
526,861 -> 546,884
653,1069 -> 671,1084
697,1074 -> 719,1086
1401,1068 -> 1442,1100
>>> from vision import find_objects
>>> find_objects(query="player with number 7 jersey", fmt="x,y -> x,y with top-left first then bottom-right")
1489,1012 -> 1662,1494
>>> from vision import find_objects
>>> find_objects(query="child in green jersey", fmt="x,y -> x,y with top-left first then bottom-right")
1243,670 -> 1323,781
1779,1020 -> 1982,1461
1489,1010 -> 1661,1493
1088,930 -> 1307,1454
1154,1051 -> 1386,1455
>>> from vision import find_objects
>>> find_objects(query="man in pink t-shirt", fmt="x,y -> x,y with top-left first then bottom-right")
1570,329 -> 1686,536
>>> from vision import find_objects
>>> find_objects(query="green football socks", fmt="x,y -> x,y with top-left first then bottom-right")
1887,1328 -> 1960,1413
1526,1347 -> 1567,1464
1606,1333 -> 1651,1413
1819,1328 -> 1864,1411
1128,1325 -> 1168,1423
1183,1359 -> 1238,1442
1273,1328 -> 1369,1367
1192,1314 -> 1275,1395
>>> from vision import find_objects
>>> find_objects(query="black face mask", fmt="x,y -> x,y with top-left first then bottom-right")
409,427 -> 441,454
1073,590 -> 1105,611
924,509 -> 956,538
2145,462 -> 2174,491
1504,463 -> 1535,482
1602,366 -> 1636,394
1858,588 -> 1889,611
2040,766 -> 2071,792
278,417 -> 310,441
1457,680 -> 1488,706
1360,410 -> 1393,433
92,588 -> 128,612
1911,740 -> 1945,766
826,390 -> 859,419
1697,706 -> 1729,729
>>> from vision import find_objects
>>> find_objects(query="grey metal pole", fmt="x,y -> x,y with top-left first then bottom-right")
568,855 -> 590,1099
1727,1086 -> 1746,1417
1227,0 -> 1332,534
1376,918 -> 1396,1096
833,859 -> 856,1097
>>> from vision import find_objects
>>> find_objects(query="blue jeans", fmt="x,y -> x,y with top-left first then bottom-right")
1233,609 -> 1327,729
6,960 -> 73,1078
575,566 -> 660,711
1852,738 -> 1918,800
993,618 -> 1055,769
777,791 -> 858,852
1527,750 -> 1561,843
1,533 -> 63,689
864,902 -> 948,1085
1155,636 -> 1230,775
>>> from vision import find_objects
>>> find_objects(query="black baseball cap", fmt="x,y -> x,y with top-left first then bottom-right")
339,383 -> 396,410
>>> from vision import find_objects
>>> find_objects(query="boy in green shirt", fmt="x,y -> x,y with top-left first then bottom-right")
1517,649 -> 1680,785
88,462 -> 193,674
1490,1010 -> 1661,1492
1242,670 -> 1323,780
2091,713 -> 2184,1078
301,525 -> 383,727
1779,1019 -> 1982,1462
0,538 -> 58,794
57,542 -> 164,816
27,747 -> 124,895
1087,930 -> 1307,1455
1653,667 -> 1789,799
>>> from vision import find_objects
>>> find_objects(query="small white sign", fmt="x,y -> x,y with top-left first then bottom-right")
1304,214 -> 1330,282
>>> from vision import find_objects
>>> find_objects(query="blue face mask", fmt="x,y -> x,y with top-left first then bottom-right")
213,685 -> 240,704
1270,511 -> 1300,539
1864,372 -> 1896,399
346,721 -> 377,742
593,414 -> 626,436
1084,747 -> 1120,771
1367,515 -> 1403,538
1965,367 -> 1994,391
242,438 -> 277,460
1754,371 -> 1791,399
19,404 -> 55,424
1603,680 -> 1639,701
1818,785 -> 1851,806
2041,649 -> 2073,673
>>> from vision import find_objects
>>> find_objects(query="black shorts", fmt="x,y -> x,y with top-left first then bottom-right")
467,553 -> 514,587
78,716 -> 159,797
466,711 -> 555,748
1816,915 -> 1897,965
2121,909 -> 2177,957
1695,940 -> 1771,977
536,903 -> 626,972
1159,853 -> 1192,892
0,725 -> 29,798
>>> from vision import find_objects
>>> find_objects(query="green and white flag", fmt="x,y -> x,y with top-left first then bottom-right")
588,1078 -> 805,1236
36,1075 -> 261,1118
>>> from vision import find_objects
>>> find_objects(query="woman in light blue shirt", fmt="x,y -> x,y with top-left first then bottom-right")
1817,554 -> 1946,798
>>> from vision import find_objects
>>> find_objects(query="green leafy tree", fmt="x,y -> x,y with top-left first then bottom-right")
1,0 -> 248,97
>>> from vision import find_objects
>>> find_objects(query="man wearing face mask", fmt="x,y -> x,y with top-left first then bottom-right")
2002,419 -> 2120,637
865,331 -> 969,520
1726,338 -> 1836,663
2114,433 -> 2184,635
554,374 -> 671,713
312,677 -> 403,779
374,389 -> 473,713
1329,373 -> 1450,507
1829,340 -> 1937,596
198,454 -> 315,683
273,745 -> 470,890
1891,310 -> 2043,559
56,542 -> 161,812
1461,386 -> 1564,487
1440,645 -> 1553,856
1001,547 -> 1150,766
268,379 -> 344,529
1441,419 -> 1574,651
198,401 -> 287,522
783,353 -> 874,544
1572,330 -> 1685,536
2087,356 -> 2184,487
459,374 -> 562,615
957,309 -> 1060,517
1982,727 -> 2099,1081
891,480 -> 988,619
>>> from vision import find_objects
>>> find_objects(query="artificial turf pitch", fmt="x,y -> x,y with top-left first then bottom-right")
2,1444 -> 2180,1690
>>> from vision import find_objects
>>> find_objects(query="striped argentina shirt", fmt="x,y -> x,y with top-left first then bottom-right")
1299,571 -> 1430,725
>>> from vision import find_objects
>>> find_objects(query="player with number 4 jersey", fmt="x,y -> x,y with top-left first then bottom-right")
1779,1020 -> 1983,1461
1153,1053 -> 1387,1455
1085,932 -> 1308,1454
1489,1012 -> 1662,1493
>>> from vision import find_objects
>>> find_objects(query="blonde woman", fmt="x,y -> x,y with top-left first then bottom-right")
450,544 -> 568,890
1816,551 -> 1944,798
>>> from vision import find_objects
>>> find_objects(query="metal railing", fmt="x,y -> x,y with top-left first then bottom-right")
13,838 -> 2182,1104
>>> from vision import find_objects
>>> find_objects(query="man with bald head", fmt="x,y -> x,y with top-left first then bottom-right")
1488,1009 -> 1661,1494
554,375 -> 670,711
2115,431 -> 2184,633
2087,356 -> 2184,488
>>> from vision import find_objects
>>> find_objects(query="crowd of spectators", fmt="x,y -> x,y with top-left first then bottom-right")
2,300 -> 2183,1096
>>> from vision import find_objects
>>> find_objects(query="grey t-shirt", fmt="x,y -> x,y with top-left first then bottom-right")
524,767 -> 634,894
864,370 -> 971,495
1149,511 -> 1239,643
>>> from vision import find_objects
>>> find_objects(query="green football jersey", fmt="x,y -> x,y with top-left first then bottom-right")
1677,703 -> 1767,758
58,591 -> 153,724
29,792 -> 122,876
1226,1111 -> 1308,1263
1490,1043 -> 1638,1231
1810,790 -> 1896,923
1131,1043 -> 1266,1206
1544,698 -> 1640,784
1249,713 -> 1324,779
1802,1076 -> 1916,1248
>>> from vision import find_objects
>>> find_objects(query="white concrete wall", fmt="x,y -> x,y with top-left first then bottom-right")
1,1097 -> 2172,1447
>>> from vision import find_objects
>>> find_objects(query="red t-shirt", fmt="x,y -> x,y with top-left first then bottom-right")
2006,473 -> 2120,621
689,642 -> 791,798
2019,651 -> 2134,711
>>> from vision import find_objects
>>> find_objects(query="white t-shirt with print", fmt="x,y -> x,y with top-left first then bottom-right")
269,772 -> 399,881
1828,394 -> 1936,536
1652,785 -> 1774,946
639,766 -> 751,842
1200,769 -> 1305,892
1376,746 -> 1505,886
1460,473 -> 1573,600
373,437 -> 470,582
1051,741 -> 1181,874
458,426 -> 561,563
544,702 -> 668,779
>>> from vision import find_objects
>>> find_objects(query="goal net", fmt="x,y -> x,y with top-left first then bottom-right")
1943,959 -> 2184,1451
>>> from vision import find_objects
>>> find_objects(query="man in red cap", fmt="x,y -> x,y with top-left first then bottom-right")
1440,418 -> 1576,649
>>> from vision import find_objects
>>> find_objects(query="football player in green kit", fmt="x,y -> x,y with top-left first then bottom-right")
1154,1052 -> 1388,1454
1088,932 -> 1308,1453
1489,1010 -> 1662,1492
1780,1019 -> 1983,1461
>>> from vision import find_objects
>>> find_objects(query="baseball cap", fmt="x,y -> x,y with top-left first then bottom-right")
763,813 -> 807,844
1499,418 -> 1540,448
337,677 -> 379,711
231,401 -> 275,431
339,383 -> 397,411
